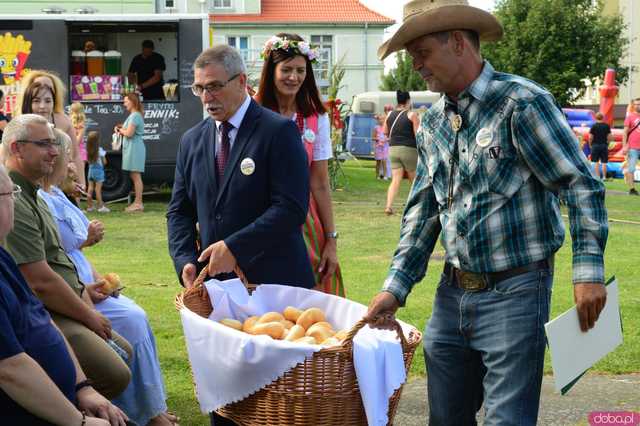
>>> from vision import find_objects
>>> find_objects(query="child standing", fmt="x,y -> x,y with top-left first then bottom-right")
70,102 -> 88,165
86,131 -> 110,213
372,113 -> 389,179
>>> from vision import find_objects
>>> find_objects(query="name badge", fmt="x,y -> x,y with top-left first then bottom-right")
303,129 -> 316,143
476,127 -> 493,148
240,158 -> 255,175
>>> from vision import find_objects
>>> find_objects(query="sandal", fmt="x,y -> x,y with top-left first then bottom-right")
124,203 -> 144,213
384,207 -> 393,216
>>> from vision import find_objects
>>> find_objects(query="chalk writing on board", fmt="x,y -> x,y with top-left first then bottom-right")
179,59 -> 194,88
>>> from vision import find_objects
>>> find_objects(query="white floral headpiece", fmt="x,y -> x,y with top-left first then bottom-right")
261,36 -> 319,64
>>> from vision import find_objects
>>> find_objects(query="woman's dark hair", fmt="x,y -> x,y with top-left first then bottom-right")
396,90 -> 410,106
86,131 -> 100,163
255,33 -> 326,117
21,82 -> 55,115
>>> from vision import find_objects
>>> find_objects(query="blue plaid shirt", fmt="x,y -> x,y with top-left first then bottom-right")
383,62 -> 608,305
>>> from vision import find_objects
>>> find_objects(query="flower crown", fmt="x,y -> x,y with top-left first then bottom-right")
261,36 -> 319,64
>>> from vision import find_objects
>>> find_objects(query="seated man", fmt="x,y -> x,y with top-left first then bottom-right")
0,164 -> 128,425
1,114 -> 131,399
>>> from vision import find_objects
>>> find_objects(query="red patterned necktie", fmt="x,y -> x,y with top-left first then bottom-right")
216,121 -> 232,180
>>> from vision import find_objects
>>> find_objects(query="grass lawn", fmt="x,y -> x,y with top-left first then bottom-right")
83,160 -> 640,425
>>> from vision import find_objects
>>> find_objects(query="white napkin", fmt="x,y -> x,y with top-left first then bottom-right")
180,279 -> 409,425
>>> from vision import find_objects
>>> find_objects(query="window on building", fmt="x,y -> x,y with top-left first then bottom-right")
310,35 -> 332,95
213,0 -> 232,8
228,36 -> 249,62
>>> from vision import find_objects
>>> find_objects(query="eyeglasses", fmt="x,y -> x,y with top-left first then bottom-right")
0,184 -> 22,200
17,139 -> 60,149
191,73 -> 240,97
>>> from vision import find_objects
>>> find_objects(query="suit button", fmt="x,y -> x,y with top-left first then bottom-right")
215,214 -> 222,220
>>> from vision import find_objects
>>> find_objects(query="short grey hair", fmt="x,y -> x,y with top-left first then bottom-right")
194,44 -> 246,76
1,114 -> 51,162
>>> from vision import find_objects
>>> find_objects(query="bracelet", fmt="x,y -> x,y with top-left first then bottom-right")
80,410 -> 87,426
75,378 -> 93,393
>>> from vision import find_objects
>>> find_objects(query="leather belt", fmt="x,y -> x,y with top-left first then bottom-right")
443,259 -> 550,291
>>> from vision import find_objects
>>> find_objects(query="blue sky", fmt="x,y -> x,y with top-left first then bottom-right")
361,0 -> 496,21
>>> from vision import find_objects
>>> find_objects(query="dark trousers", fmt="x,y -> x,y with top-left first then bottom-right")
210,412 -> 238,426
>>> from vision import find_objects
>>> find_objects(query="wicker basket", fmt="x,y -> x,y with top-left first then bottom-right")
176,267 -> 423,425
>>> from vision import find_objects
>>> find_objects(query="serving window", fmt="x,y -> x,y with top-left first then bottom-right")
67,22 -> 179,103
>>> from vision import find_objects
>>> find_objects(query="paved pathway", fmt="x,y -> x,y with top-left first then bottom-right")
395,374 -> 640,425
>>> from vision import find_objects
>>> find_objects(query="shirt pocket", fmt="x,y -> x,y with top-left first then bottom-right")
480,139 -> 523,198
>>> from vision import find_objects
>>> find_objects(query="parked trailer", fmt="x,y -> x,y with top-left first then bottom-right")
345,90 -> 441,158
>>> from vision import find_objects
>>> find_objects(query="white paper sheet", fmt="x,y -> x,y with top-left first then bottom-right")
545,280 -> 623,393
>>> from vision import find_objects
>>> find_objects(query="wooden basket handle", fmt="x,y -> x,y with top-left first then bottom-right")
342,317 -> 409,351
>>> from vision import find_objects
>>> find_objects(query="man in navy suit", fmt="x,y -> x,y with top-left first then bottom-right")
167,44 -> 314,289
167,44 -> 315,425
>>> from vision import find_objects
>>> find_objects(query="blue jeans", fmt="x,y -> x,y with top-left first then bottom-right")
424,268 -> 553,426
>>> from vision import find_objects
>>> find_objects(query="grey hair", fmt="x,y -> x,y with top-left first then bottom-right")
194,44 -> 246,76
1,114 -> 51,162
41,129 -> 70,191
432,30 -> 480,51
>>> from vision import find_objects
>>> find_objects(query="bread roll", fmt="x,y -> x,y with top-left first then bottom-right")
294,336 -> 317,345
282,320 -> 295,329
305,325 -> 333,343
102,273 -> 121,294
306,322 -> 334,337
321,337 -> 341,347
312,321 -> 334,331
252,321 -> 286,339
283,306 -> 303,322
334,330 -> 349,341
284,325 -> 306,341
220,318 -> 242,331
296,307 -> 325,330
257,311 -> 285,324
243,316 -> 259,333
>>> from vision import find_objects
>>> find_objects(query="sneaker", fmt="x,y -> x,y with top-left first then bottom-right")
86,206 -> 95,212
97,205 -> 111,213
630,188 -> 639,196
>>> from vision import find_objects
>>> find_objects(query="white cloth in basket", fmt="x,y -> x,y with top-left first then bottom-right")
180,279 -> 408,426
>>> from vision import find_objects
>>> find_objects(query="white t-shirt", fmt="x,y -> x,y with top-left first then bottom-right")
292,112 -> 333,161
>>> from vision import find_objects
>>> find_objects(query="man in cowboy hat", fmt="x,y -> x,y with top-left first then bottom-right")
366,0 -> 608,424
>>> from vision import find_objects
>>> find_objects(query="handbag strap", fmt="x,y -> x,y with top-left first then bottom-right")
388,109 -> 407,138
627,118 -> 640,138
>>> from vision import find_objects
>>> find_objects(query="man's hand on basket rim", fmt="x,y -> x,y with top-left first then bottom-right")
364,291 -> 400,331
198,240 -> 237,278
182,263 -> 197,289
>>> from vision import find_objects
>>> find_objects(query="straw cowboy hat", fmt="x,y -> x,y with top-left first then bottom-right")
378,0 -> 504,60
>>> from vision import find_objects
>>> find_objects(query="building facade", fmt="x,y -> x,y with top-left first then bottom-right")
207,0 -> 394,102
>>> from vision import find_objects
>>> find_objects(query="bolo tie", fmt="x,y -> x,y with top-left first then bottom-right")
446,104 -> 463,210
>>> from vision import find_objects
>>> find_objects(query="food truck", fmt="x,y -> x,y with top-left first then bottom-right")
345,90 -> 441,158
0,14 -> 209,199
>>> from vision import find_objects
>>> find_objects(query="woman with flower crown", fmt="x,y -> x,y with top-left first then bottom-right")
255,33 -> 344,297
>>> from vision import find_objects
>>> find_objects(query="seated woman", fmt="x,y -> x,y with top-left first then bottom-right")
38,130 -> 177,426
0,165 -> 127,426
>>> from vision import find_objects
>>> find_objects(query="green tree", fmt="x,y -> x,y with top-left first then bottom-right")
483,0 -> 628,106
379,51 -> 427,91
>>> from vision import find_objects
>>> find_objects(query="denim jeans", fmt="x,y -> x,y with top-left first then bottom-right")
424,268 -> 553,426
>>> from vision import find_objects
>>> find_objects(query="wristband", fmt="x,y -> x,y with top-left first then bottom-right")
325,231 -> 339,239
75,378 -> 93,393
79,410 -> 86,426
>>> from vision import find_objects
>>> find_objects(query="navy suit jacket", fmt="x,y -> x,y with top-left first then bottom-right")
167,99 -> 314,288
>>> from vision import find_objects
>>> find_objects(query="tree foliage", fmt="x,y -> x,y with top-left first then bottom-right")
379,51 -> 427,92
482,0 -> 628,106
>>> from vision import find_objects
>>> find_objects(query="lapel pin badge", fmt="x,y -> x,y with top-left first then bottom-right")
475,127 -> 493,148
240,157 -> 256,175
